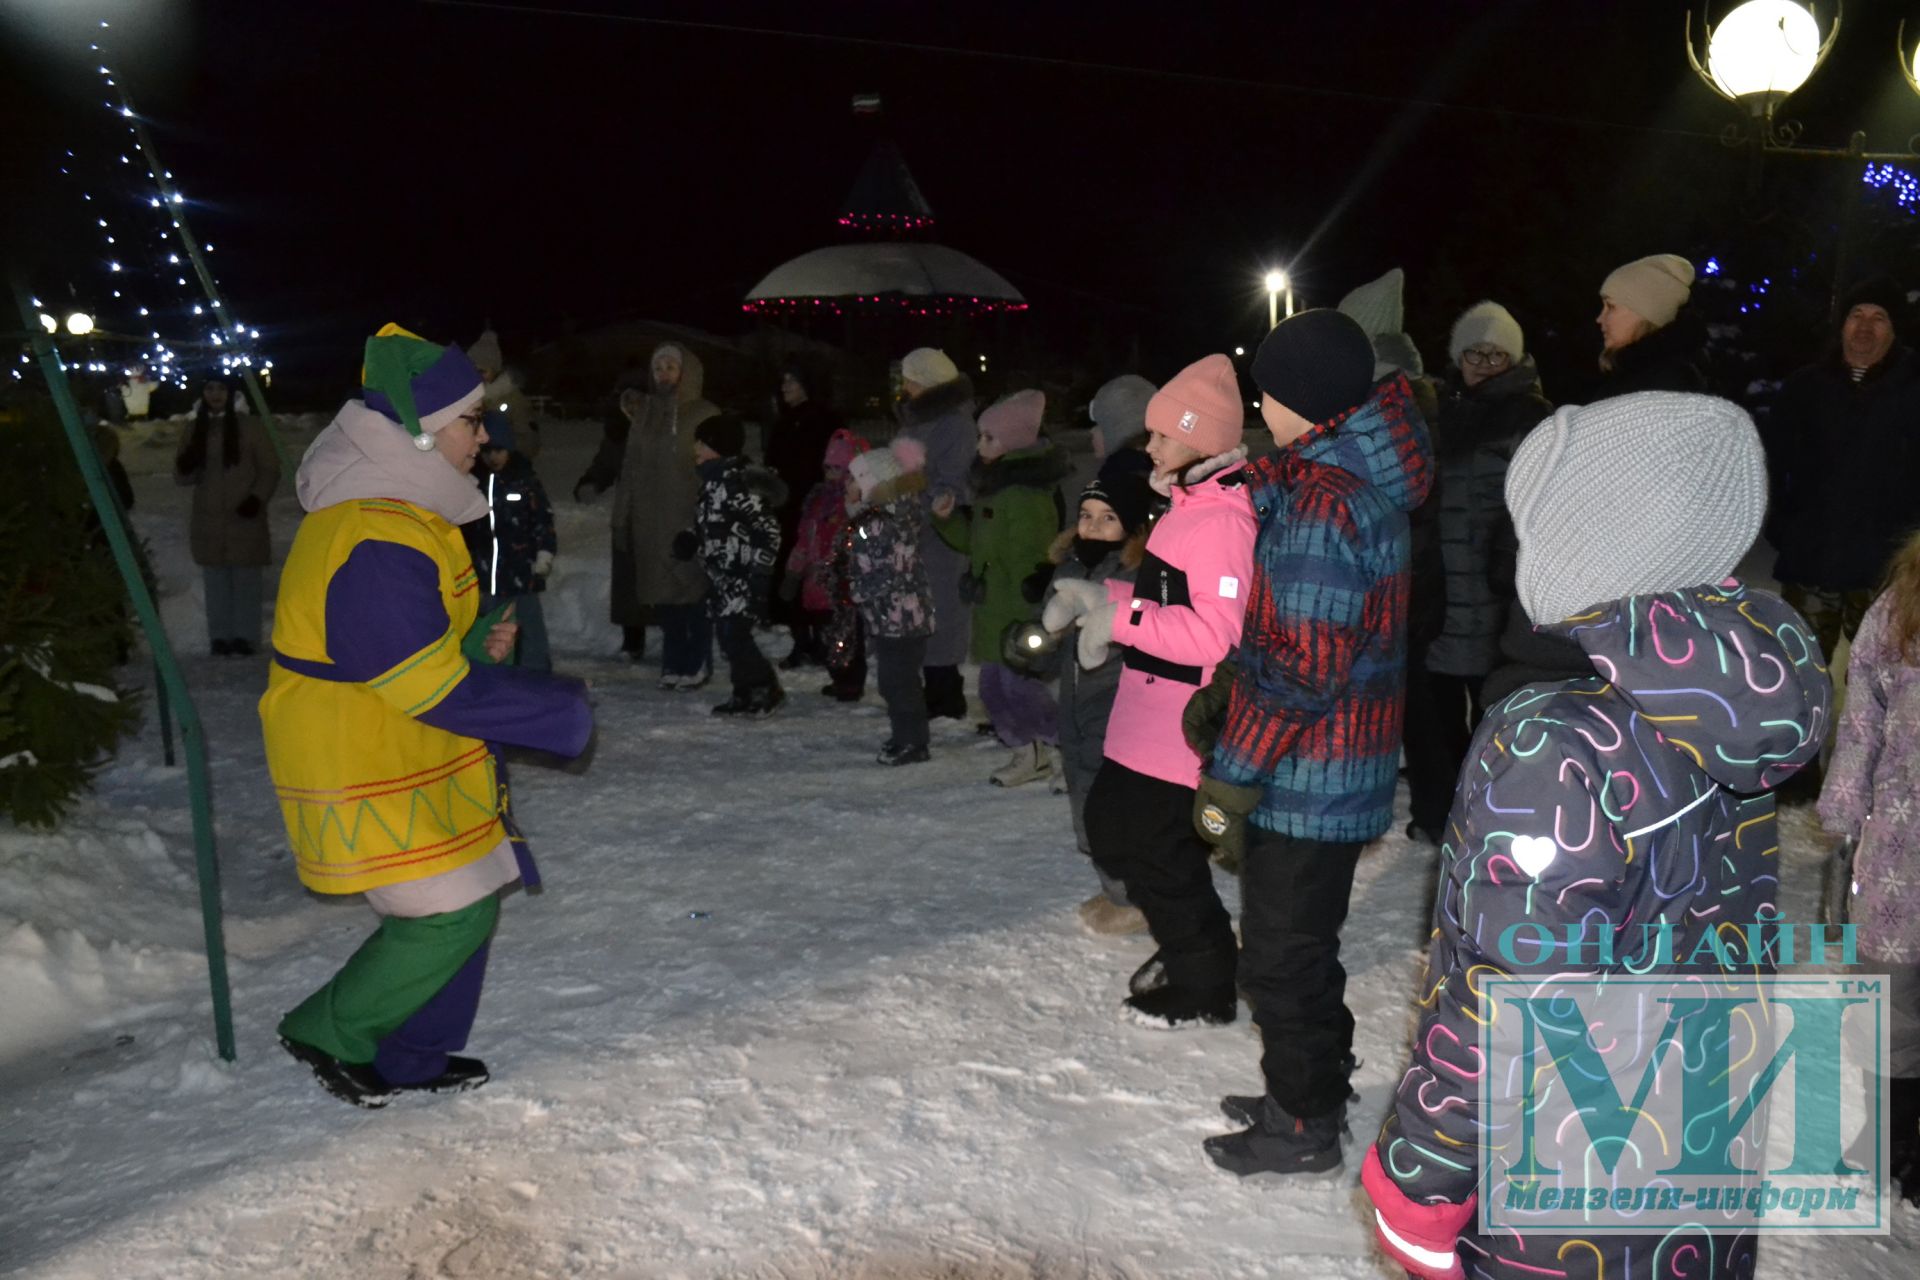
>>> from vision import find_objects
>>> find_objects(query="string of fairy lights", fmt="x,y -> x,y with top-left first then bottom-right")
17,18 -> 272,394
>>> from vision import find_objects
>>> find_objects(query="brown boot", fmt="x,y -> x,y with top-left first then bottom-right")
1077,892 -> 1149,936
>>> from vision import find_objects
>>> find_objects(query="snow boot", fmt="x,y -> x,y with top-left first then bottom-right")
1129,948 -> 1168,997
1123,984 -> 1236,1030
711,690 -> 754,716
230,639 -> 256,657
989,742 -> 1052,788
877,741 -> 931,767
1204,1095 -> 1348,1178
1221,1055 -> 1361,1128
389,1055 -> 490,1096
924,666 -> 967,720
279,1036 -> 394,1109
820,679 -> 863,701
745,684 -> 786,718
1047,746 -> 1068,794
211,638 -> 233,657
1078,893 -> 1149,936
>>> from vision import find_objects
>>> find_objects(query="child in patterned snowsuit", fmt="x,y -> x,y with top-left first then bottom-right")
676,414 -> 787,717
785,429 -> 869,700
846,437 -> 935,766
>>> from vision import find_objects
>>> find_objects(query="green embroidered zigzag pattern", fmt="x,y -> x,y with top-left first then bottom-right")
288,758 -> 499,861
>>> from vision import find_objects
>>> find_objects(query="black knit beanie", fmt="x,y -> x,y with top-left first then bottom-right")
695,413 -> 746,458
1080,462 -> 1152,536
1840,276 -> 1907,336
1251,309 -> 1376,426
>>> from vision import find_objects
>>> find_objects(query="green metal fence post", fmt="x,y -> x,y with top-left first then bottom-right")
12,279 -> 236,1062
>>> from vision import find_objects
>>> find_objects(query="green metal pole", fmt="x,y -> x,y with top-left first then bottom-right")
118,90 -> 290,477
12,279 -> 236,1063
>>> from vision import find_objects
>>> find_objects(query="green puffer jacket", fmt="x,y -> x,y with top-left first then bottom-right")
934,442 -> 1069,665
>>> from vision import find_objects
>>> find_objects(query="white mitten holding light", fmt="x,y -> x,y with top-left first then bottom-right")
1043,578 -> 1105,632
1077,600 -> 1119,669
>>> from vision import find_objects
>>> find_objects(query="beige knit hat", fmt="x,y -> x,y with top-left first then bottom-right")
1449,301 -> 1525,365
901,347 -> 960,388
1505,392 -> 1767,625
1600,254 -> 1696,328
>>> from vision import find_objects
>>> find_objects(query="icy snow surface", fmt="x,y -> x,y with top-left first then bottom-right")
1,415 -> 1913,1277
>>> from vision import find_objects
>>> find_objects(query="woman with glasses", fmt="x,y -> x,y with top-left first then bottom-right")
1401,302 -> 1552,845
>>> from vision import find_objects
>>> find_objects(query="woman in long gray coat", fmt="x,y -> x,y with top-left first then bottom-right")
893,348 -> 976,719
1820,528 -> 1920,1206
577,343 -> 716,688
175,374 -> 280,656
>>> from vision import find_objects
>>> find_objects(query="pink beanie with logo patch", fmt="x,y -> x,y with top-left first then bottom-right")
1144,354 -> 1243,456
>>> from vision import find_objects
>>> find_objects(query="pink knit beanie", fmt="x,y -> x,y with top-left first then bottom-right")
979,389 -> 1045,454
1144,354 -> 1244,456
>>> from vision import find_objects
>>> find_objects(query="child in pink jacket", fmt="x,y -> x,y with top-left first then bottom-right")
1044,354 -> 1256,1028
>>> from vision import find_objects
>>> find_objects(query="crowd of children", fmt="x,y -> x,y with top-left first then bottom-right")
230,284 -> 1920,1272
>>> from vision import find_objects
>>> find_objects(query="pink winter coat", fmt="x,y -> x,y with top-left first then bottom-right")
786,477 -> 850,614
1100,453 -> 1256,788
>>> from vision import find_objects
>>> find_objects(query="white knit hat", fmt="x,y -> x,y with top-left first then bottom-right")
1505,392 -> 1768,625
901,347 -> 960,388
1449,301 -> 1525,365
1337,268 -> 1404,339
1600,254 -> 1696,328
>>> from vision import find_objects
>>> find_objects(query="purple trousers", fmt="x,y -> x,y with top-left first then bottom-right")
373,942 -> 491,1085
979,662 -> 1058,748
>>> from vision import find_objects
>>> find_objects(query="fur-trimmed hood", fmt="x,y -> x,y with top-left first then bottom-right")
970,441 -> 1070,497
898,374 -> 976,427
1152,443 -> 1248,498
1047,526 -> 1147,570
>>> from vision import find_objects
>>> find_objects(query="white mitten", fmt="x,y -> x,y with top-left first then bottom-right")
1044,578 -> 1105,632
533,550 -> 555,577
1077,600 -> 1118,668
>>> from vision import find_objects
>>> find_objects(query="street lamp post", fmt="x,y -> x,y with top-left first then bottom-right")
1263,269 -> 1293,331
1686,1 -> 1920,313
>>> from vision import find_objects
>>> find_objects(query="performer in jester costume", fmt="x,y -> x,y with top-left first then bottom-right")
260,324 -> 593,1107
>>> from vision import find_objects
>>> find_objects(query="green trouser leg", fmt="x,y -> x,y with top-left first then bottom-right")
279,895 -> 499,1065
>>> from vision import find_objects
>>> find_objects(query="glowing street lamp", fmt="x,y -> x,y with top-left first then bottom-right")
65,312 -> 94,336
1693,0 -> 1828,114
39,313 -> 58,334
1263,269 -> 1293,330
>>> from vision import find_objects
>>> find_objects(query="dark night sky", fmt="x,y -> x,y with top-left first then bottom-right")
7,0 -> 1920,403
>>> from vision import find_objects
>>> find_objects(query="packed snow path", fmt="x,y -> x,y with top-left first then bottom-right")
2,418 -> 1913,1277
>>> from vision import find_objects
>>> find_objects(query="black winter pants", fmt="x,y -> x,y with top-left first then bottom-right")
873,635 -> 929,750
1240,828 -> 1363,1118
1085,761 -> 1236,992
715,616 -> 774,693
1402,661 -> 1486,837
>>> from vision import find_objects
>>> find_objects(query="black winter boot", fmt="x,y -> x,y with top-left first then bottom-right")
1122,984 -> 1236,1030
389,1055 -> 491,1095
1205,1095 -> 1348,1178
924,665 -> 967,720
745,684 -> 787,718
279,1036 -> 394,1109
1129,949 -> 1168,997
1221,1054 -> 1361,1128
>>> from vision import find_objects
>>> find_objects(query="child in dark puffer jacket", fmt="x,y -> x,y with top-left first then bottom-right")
1038,458 -> 1154,935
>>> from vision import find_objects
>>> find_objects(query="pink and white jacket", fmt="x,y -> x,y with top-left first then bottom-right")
1101,450 -> 1256,787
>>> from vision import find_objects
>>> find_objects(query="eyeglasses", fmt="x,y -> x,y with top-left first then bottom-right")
458,410 -> 487,430
1460,349 -> 1511,368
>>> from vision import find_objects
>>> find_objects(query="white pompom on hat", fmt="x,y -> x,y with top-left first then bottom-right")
1504,392 -> 1768,625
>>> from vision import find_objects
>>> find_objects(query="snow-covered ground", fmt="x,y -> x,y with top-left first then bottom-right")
2,413 -> 1914,1278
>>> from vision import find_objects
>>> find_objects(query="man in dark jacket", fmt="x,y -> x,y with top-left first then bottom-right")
764,360 -> 843,667
1764,276 -> 1920,661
